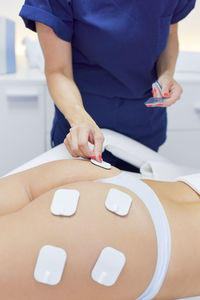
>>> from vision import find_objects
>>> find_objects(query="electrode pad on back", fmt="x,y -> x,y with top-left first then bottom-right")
34,245 -> 67,285
91,247 -> 126,286
50,189 -> 80,216
105,188 -> 132,216
90,159 -> 111,169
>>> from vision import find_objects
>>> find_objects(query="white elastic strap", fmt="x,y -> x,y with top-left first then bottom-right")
97,172 -> 171,300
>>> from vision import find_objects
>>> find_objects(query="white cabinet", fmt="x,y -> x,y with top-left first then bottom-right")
0,70 -> 47,176
45,88 -> 55,150
159,72 -> 200,168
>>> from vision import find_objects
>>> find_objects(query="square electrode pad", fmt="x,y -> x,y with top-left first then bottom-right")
34,245 -> 67,285
91,247 -> 126,286
144,97 -> 165,107
105,188 -> 132,216
50,189 -> 80,216
90,159 -> 111,169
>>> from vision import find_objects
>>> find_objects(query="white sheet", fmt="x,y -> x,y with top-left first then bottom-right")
102,129 -> 199,181
140,160 -> 198,181
5,143 -> 72,177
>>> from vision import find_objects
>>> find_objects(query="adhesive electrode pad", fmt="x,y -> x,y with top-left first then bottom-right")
144,97 -> 165,107
90,159 -> 111,169
34,245 -> 67,285
105,188 -> 132,216
50,189 -> 80,216
91,247 -> 126,286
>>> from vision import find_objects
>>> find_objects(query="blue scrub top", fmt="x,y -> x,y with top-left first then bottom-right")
19,0 -> 196,99
19,0 -> 196,171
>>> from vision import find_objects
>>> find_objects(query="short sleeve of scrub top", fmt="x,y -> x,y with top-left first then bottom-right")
171,0 -> 196,23
19,0 -> 73,42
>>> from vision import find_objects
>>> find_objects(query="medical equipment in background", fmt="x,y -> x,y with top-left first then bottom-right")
23,37 -> 44,72
0,17 -> 16,74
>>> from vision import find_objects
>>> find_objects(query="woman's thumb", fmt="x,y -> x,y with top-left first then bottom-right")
93,132 -> 104,162
161,83 -> 170,98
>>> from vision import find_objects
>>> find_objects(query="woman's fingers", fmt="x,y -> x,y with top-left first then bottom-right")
150,83 -> 162,107
160,84 -> 170,99
64,134 -> 79,157
69,130 -> 85,157
162,81 -> 183,107
64,124 -> 104,160
156,77 -> 183,107
65,126 -> 92,158
153,85 -> 162,99
78,127 -> 95,158
93,130 -> 105,161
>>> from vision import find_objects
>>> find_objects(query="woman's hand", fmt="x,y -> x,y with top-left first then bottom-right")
155,23 -> 182,107
64,123 -> 104,162
154,76 -> 183,107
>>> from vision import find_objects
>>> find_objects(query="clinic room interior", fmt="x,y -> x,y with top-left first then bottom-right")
0,1 -> 200,300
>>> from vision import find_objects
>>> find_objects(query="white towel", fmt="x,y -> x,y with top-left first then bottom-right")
4,144 -> 72,177
177,173 -> 200,195
140,160 -> 198,181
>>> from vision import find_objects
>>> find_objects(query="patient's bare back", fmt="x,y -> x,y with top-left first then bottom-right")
1,159 -> 200,299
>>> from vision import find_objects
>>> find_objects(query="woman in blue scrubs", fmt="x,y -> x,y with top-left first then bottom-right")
20,0 -> 196,171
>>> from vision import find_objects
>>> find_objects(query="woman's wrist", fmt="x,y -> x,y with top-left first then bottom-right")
64,104 -> 97,128
157,71 -> 174,82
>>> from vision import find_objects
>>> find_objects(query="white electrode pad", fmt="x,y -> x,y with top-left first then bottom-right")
105,188 -> 132,216
90,159 -> 111,170
91,247 -> 126,286
50,189 -> 80,216
34,245 -> 67,285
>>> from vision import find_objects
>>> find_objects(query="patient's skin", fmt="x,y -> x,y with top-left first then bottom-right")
0,159 -> 200,300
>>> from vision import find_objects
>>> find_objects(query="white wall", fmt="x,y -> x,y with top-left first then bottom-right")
0,0 -> 36,56
178,0 -> 200,52
0,0 -> 200,56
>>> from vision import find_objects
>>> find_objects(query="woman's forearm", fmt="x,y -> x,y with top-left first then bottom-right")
156,23 -> 179,80
36,23 -> 104,158
46,71 -> 95,127
36,22 -> 93,127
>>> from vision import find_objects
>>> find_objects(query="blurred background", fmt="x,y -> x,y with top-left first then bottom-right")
0,0 -> 200,176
